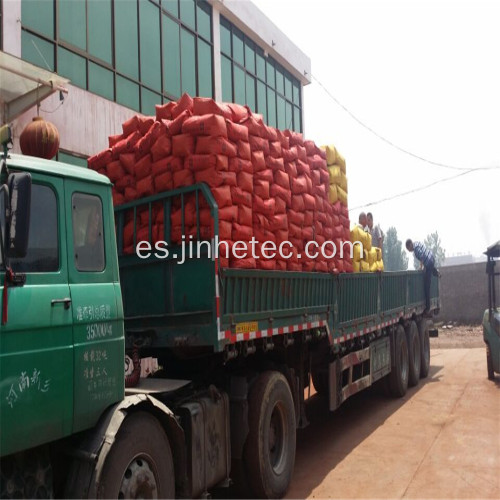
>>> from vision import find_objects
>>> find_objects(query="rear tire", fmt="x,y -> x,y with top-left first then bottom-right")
486,344 -> 495,380
418,319 -> 431,378
311,367 -> 328,396
97,411 -> 175,499
389,325 -> 409,398
244,371 -> 296,499
406,321 -> 421,387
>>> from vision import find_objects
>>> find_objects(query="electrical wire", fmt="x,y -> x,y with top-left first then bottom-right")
348,167 -> 481,211
310,73 -> 500,172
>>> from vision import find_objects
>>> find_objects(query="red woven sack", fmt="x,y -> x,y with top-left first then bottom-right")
122,115 -> 140,136
192,97 -> 232,119
108,133 -> 123,148
107,161 -> 125,183
288,210 -> 304,226
253,213 -> 270,230
229,157 -> 253,174
112,131 -> 141,159
255,169 -> 273,183
291,176 -> 307,195
269,141 -> 282,158
304,210 -> 314,226
226,120 -> 249,142
112,192 -> 125,206
232,223 -> 253,241
284,161 -> 298,178
220,206 -> 238,222
303,193 -> 316,210
171,93 -> 194,119
276,129 -> 290,149
238,204 -> 252,226
284,129 -> 304,147
304,140 -> 316,156
195,136 -> 237,157
154,172 -> 173,192
314,184 -> 326,198
116,175 -> 134,191
185,154 -> 228,172
237,171 -> 253,192
254,179 -> 270,199
88,149 -> 112,171
167,109 -> 191,136
173,169 -> 193,189
137,175 -> 154,198
182,114 -> 228,137
297,145 -> 307,161
256,259 -> 276,271
319,167 -> 330,185
237,140 -> 251,160
155,101 -> 176,121
120,153 -> 135,175
172,134 -> 195,156
231,187 -> 252,207
275,196 -> 287,213
251,151 -> 266,172
291,194 -> 305,212
274,170 -> 290,190
253,195 -> 275,216
282,146 -> 298,162
248,135 -> 270,154
288,222 -> 302,238
138,116 -> 155,136
151,135 -> 172,162
271,213 -> 288,230
265,126 -> 278,142
124,187 -> 137,202
270,184 -> 291,205
296,160 -> 310,176
212,185 -> 232,208
151,156 -> 170,177
241,114 -> 266,137
226,103 -> 250,123
266,156 -> 284,172
231,256 -> 256,269
135,154 -> 152,180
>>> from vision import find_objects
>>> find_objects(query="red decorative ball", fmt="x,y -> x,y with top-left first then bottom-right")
20,116 -> 60,159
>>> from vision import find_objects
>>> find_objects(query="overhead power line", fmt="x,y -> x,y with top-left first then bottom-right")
310,73 -> 500,173
348,167 -> 481,211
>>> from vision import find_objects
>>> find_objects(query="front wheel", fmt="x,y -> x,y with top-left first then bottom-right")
97,411 -> 175,499
244,371 -> 296,499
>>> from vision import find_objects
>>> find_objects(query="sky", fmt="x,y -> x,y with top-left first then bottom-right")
252,0 -> 500,263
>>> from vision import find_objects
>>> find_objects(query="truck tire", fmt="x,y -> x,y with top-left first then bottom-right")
97,411 -> 175,499
418,319 -> 431,379
486,344 -> 495,380
406,321 -> 421,387
389,325 -> 409,398
244,371 -> 296,499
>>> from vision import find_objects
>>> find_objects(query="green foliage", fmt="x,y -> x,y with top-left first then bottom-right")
382,227 -> 409,271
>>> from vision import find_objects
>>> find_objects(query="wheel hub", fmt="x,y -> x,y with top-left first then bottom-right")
268,403 -> 287,475
119,457 -> 158,499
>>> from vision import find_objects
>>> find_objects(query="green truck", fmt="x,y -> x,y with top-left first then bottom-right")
484,241 -> 500,380
0,150 -> 439,499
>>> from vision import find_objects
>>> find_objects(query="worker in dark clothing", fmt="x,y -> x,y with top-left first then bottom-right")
406,239 -> 441,316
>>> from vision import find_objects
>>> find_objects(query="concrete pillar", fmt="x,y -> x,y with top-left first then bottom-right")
2,0 -> 22,57
211,6 -> 222,102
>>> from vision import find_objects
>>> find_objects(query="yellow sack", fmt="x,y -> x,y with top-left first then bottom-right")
340,172 -> 348,192
352,261 -> 361,273
377,260 -> 384,271
328,184 -> 338,203
336,151 -> 346,173
352,243 -> 362,262
368,248 -> 378,265
364,231 -> 372,251
321,144 -> 337,166
374,247 -> 382,261
337,186 -> 348,205
360,260 -> 370,272
328,165 -> 342,185
370,262 -> 379,272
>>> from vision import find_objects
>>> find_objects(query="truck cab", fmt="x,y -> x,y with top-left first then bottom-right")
483,241 -> 500,380
0,153 -> 125,458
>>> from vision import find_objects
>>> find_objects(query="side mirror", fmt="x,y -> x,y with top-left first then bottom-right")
7,173 -> 31,258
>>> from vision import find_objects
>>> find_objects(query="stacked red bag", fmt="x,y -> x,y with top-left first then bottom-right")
88,93 -> 352,273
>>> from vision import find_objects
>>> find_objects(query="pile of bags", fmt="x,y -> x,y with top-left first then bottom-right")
321,144 -> 348,206
349,226 -> 384,272
88,93 -> 353,273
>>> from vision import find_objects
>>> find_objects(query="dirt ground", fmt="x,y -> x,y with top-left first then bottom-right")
287,345 -> 500,499
431,323 -> 484,348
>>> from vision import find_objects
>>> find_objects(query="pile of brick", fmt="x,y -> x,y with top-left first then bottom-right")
88,93 -> 353,273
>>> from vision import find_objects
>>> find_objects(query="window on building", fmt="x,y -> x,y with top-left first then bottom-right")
219,15 -> 302,132
20,0 -> 214,112
11,184 -> 59,273
72,193 -> 105,272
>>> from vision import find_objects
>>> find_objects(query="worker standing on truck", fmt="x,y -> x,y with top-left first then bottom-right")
367,212 -> 384,251
406,239 -> 441,315
358,212 -> 368,230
